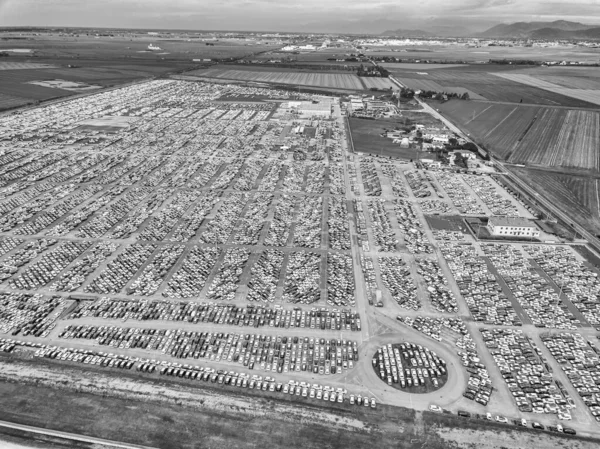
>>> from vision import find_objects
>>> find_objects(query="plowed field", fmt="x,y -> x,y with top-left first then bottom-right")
493,73 -> 600,106
394,70 -> 598,107
188,68 -> 366,90
437,100 -> 600,171
510,167 -> 600,233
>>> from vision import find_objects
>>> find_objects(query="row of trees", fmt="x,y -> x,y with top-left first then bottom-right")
356,64 -> 390,78
399,87 -> 469,100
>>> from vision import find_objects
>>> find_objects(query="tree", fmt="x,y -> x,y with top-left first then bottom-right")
463,142 -> 478,153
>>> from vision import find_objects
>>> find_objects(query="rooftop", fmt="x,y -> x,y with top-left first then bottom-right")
489,216 -> 534,228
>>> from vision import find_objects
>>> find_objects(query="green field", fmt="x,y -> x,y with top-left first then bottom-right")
348,117 -> 422,159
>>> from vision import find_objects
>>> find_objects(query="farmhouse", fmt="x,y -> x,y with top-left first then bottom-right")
432,135 -> 450,145
454,150 -> 476,160
488,216 -> 540,238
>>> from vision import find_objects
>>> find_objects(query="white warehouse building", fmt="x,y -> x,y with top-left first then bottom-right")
488,216 -> 540,238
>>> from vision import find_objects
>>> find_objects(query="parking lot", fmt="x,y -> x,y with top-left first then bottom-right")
1,78 -> 600,438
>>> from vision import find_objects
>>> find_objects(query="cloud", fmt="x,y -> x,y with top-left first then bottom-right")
0,0 -> 599,32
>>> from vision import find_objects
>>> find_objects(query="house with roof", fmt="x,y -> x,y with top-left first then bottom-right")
488,216 -> 540,238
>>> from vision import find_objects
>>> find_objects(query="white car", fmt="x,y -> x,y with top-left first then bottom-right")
495,416 -> 508,423
428,405 -> 443,413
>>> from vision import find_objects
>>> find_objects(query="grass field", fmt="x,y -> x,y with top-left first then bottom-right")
0,356 -> 595,449
188,67 -> 367,90
436,100 -> 600,171
348,118 -> 422,159
509,167 -> 600,234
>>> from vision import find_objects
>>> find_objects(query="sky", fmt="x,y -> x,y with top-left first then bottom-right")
1,0 -> 600,34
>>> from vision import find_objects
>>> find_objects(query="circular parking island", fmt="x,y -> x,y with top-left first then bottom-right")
372,342 -> 448,393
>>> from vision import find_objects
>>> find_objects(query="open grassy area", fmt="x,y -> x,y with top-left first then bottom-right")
349,117 -> 421,160
0,356 -> 597,449
425,216 -> 470,233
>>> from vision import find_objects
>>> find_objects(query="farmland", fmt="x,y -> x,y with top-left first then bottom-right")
393,68 -> 599,107
2,38 -> 600,447
509,167 -> 600,234
360,43 -> 600,63
436,100 -> 600,171
492,73 -> 600,106
187,67 -> 371,90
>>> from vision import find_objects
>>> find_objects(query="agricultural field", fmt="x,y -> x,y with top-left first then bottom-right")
0,62 -> 57,70
492,73 -> 600,106
393,68 -> 599,107
360,43 -> 600,63
0,59 -> 199,111
509,167 -> 600,234
396,78 -> 485,100
187,67 -> 366,90
380,63 -> 467,70
0,93 -> 32,111
436,100 -> 600,171
360,77 -> 396,90
0,32 -> 278,61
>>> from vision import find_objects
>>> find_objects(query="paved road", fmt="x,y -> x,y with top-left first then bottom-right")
0,419 -> 157,449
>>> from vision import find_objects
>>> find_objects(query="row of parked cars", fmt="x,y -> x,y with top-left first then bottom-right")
380,164 -> 408,198
69,297 -> 362,331
438,237 -> 521,326
378,256 -> 419,310
419,199 -> 451,215
524,245 -> 600,326
359,160 -> 382,196
0,337 -> 375,408
327,197 -> 351,250
283,251 -> 322,304
542,333 -> 600,422
415,259 -> 458,313
462,174 -> 521,217
59,326 -> 359,376
393,199 -> 432,254
326,253 -> 356,307
449,407 -> 577,435
0,292 -> 65,337
434,172 -> 484,215
396,316 -> 493,405
481,328 -> 572,420
0,238 -> 58,282
367,199 -> 397,252
372,342 -> 447,390
293,196 -> 323,248
481,243 -> 578,329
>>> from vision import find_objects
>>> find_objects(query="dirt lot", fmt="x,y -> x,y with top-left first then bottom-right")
0,357 -> 596,449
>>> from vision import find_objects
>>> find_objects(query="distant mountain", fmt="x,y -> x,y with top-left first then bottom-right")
480,20 -> 598,39
529,27 -> 600,40
381,28 -> 433,37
